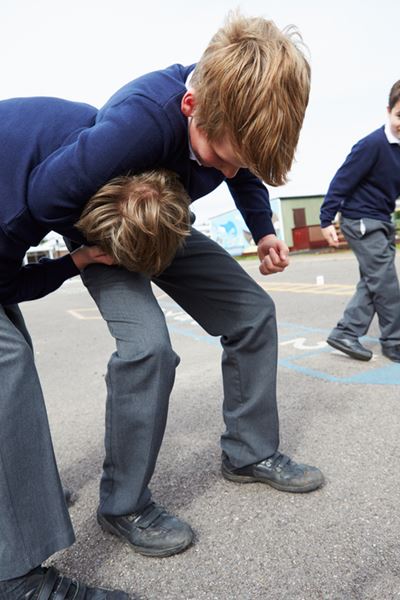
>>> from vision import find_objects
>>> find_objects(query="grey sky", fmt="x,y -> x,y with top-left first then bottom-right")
2,0 -> 398,222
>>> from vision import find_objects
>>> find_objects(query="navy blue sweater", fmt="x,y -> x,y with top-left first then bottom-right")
0,64 -> 274,305
320,126 -> 400,227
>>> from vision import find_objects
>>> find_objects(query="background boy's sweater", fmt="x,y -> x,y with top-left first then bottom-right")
320,126 -> 400,227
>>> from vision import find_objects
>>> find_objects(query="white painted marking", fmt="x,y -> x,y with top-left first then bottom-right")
67,308 -> 101,320
280,337 -> 328,350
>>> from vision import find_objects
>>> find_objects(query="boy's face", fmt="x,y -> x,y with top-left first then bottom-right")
189,120 -> 245,178
181,90 -> 246,179
388,100 -> 400,139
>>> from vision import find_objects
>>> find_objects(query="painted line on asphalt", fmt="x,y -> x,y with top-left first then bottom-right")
67,308 -> 100,320
67,305 -> 400,385
259,282 -> 355,296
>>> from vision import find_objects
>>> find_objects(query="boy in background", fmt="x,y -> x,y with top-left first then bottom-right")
321,81 -> 400,363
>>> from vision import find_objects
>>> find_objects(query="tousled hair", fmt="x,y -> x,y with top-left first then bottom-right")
190,12 -> 310,186
389,80 -> 400,110
76,170 -> 190,276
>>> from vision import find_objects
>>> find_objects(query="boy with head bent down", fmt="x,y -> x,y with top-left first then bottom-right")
1,13 -> 324,599
0,170 -> 189,599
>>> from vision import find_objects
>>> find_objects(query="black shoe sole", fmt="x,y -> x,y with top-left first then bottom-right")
97,512 -> 193,558
327,338 -> 372,361
221,465 -> 324,493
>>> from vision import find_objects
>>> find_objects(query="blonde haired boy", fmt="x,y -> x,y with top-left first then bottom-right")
77,169 -> 190,276
1,12 -> 324,597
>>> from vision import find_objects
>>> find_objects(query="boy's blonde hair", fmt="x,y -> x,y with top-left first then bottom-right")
76,170 -> 191,276
191,12 -> 310,186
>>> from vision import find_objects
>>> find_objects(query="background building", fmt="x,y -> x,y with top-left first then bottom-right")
208,194 -> 326,254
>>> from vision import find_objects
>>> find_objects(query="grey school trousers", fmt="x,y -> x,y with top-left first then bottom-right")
0,304 -> 74,580
0,228 -> 279,579
330,217 -> 400,347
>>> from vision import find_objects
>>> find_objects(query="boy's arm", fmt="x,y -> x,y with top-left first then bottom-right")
0,243 -> 113,305
226,170 -> 289,274
28,96 -> 173,228
320,136 -> 379,230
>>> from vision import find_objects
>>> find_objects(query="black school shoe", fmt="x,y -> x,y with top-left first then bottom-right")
4,566 -> 130,599
221,451 -> 324,493
382,344 -> 400,363
97,502 -> 194,557
326,335 -> 372,361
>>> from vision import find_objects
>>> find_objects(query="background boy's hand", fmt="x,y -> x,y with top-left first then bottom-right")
257,234 -> 290,275
321,225 -> 339,248
70,245 -> 115,271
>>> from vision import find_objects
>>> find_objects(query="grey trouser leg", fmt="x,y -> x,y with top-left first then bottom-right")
80,266 -> 180,516
81,228 -> 280,517
0,305 -> 74,580
331,217 -> 400,346
155,229 -> 280,468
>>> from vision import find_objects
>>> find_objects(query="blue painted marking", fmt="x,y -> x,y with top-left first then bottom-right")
167,325 -> 219,346
333,363 -> 400,385
278,359 -> 341,383
279,321 -> 378,343
161,302 -> 400,385
276,322 -> 400,385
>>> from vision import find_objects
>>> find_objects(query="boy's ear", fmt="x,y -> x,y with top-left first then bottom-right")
181,90 -> 196,117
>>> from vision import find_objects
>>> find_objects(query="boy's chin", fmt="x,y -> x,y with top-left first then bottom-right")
391,127 -> 400,139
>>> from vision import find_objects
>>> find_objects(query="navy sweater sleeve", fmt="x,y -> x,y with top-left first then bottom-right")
320,136 -> 379,227
28,95 -> 175,228
0,243 -> 79,305
227,170 -> 275,242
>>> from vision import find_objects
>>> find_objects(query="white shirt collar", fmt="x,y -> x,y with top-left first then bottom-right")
186,69 -> 194,89
384,122 -> 400,145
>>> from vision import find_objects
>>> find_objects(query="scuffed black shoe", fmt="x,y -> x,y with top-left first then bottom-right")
221,451 -> 324,493
382,344 -> 400,363
4,565 -> 131,599
97,501 -> 194,557
327,335 -> 372,361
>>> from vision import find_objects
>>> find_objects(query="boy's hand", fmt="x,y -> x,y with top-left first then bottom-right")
257,234 -> 290,275
321,225 -> 339,248
70,245 -> 115,271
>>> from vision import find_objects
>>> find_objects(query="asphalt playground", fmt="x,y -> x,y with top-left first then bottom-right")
21,248 -> 400,600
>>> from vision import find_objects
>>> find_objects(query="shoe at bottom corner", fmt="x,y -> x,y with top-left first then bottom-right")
9,565 -> 131,599
221,451 -> 325,493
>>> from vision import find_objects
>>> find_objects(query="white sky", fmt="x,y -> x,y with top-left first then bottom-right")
2,0 -> 399,223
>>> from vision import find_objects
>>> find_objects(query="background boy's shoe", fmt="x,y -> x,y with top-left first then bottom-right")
382,344 -> 400,362
97,501 -> 194,557
221,452 -> 324,493
326,335 -> 372,361
4,565 -> 130,599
